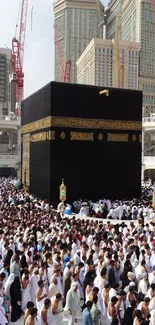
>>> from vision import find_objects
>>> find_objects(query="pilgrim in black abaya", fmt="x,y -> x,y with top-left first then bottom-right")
122,300 -> 137,325
10,277 -> 22,322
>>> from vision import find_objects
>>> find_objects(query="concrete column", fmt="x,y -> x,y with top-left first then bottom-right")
141,128 -> 144,182
17,126 -> 21,179
8,131 -> 13,151
141,165 -> 145,183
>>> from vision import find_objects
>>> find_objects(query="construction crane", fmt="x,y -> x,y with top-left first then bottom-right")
114,13 -> 124,88
54,24 -> 71,83
10,0 -> 28,116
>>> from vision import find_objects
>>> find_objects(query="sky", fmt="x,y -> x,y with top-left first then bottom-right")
0,0 -> 108,98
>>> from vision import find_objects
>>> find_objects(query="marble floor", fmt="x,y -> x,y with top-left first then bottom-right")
10,315 -> 82,325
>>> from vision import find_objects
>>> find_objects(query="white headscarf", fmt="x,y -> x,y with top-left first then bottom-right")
71,281 -> 78,290
4,273 -> 15,296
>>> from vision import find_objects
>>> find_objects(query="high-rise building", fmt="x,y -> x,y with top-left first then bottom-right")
77,38 -> 139,89
106,0 -> 155,116
122,0 -> 155,116
106,0 -> 123,40
106,0 -> 155,177
53,0 -> 104,83
0,48 -> 17,156
0,48 -> 13,116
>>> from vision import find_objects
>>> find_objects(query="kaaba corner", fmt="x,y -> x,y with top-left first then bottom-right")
21,82 -> 142,202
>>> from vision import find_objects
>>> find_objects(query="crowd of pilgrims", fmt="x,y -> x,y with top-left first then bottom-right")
0,179 -> 155,325
62,180 -> 154,220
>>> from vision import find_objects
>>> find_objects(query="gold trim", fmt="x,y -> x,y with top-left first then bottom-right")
30,132 -> 46,142
107,133 -> 128,142
98,133 -> 103,140
60,131 -> 66,139
22,133 -> 30,187
132,134 -> 137,142
21,116 -> 142,134
47,131 -> 55,140
139,134 -> 142,143
22,133 -> 30,143
21,116 -> 52,134
70,132 -> 94,141
51,117 -> 141,131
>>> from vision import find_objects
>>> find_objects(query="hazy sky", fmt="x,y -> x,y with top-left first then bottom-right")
0,0 -> 108,98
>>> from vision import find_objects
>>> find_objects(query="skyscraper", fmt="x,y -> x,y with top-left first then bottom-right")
122,0 -> 155,79
106,0 -> 123,40
106,0 -> 155,116
0,48 -> 12,116
53,0 -> 104,83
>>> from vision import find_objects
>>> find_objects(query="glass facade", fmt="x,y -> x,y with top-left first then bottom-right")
54,11 -> 65,82
107,0 -> 155,113
54,4 -> 102,82
122,0 -> 136,42
140,1 -> 155,78
106,0 -> 123,40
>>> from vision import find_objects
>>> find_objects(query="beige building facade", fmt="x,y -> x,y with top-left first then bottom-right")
77,38 -> 139,89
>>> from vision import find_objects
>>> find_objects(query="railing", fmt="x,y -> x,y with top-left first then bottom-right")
0,154 -> 18,168
0,154 -> 18,159
143,117 -> 155,123
144,156 -> 155,161
0,115 -> 20,121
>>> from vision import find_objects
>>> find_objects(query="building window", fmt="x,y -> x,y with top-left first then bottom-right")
2,107 -> 8,116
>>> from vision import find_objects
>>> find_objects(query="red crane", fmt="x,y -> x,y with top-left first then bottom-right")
11,0 -> 28,116
54,24 -> 71,83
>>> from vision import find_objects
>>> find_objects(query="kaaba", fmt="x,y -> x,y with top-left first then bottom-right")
21,82 -> 142,203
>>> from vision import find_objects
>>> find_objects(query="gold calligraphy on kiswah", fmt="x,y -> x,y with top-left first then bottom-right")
30,131 -> 55,142
21,117 -> 52,134
21,116 -> 142,134
70,132 -> 94,141
22,130 -> 142,143
30,132 -> 47,142
107,133 -> 128,142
